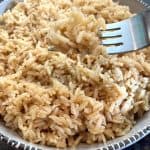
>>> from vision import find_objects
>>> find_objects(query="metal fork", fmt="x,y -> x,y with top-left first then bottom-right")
100,9 -> 150,54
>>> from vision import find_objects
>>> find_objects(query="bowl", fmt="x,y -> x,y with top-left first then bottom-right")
0,0 -> 150,150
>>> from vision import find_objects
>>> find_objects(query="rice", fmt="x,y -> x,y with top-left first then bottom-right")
0,0 -> 149,148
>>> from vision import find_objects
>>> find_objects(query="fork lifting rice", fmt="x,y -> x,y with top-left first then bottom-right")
0,0 -> 149,148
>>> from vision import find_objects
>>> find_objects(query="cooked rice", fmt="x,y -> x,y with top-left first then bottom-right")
0,0 -> 149,148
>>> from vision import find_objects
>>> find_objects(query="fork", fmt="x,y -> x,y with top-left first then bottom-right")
100,9 -> 150,54
0,0 -> 150,55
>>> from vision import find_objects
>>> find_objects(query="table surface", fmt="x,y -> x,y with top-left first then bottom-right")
0,134 -> 149,150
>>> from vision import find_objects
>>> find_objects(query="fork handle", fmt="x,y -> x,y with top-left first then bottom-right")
143,9 -> 150,43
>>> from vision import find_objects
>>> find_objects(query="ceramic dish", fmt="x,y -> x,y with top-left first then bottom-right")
0,0 -> 150,150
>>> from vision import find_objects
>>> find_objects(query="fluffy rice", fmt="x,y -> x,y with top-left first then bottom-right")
0,0 -> 149,148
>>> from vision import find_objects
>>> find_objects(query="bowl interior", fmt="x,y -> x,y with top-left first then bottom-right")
0,0 -> 150,150
114,0 -> 148,13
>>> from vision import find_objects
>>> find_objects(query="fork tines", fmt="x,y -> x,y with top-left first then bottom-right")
100,11 -> 150,54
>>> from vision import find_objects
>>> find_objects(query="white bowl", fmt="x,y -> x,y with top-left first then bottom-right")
0,0 -> 150,150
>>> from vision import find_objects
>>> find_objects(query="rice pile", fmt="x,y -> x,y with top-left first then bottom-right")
0,0 -> 150,148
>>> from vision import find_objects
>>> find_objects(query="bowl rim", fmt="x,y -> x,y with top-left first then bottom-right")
0,124 -> 150,150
